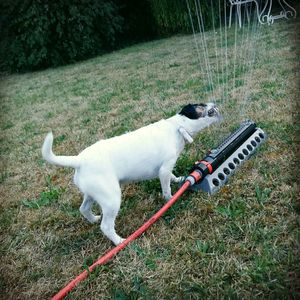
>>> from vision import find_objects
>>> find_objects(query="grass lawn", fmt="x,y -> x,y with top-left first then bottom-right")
0,15 -> 299,299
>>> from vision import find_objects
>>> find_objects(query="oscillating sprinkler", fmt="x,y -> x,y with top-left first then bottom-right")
184,119 -> 267,193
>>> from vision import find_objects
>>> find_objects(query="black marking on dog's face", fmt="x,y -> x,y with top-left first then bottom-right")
179,103 -> 207,119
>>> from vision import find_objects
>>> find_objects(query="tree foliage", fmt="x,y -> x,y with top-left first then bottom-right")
0,0 -> 222,72
0,0 -> 123,72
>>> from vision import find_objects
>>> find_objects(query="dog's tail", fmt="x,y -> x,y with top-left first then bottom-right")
42,132 -> 80,169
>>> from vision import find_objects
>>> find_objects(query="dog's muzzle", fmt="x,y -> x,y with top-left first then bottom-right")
207,107 -> 219,117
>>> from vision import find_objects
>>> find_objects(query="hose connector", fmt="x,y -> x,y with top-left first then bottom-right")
185,169 -> 202,186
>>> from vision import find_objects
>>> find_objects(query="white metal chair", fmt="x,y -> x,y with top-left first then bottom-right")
228,0 -> 261,28
259,0 -> 297,25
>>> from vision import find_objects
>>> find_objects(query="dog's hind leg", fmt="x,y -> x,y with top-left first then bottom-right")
100,203 -> 125,245
79,195 -> 101,223
92,181 -> 125,245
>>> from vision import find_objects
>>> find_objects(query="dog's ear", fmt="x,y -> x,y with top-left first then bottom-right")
179,104 -> 198,119
179,104 -> 205,119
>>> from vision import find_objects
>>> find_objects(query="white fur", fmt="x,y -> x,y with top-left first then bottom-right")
42,103 -> 220,245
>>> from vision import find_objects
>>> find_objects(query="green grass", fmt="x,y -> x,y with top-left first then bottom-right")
0,15 -> 299,299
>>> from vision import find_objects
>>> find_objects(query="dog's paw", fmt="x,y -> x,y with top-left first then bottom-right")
163,194 -> 173,201
115,237 -> 126,245
88,215 -> 101,223
93,215 -> 101,223
174,176 -> 185,183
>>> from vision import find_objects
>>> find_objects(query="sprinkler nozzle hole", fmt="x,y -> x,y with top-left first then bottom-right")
243,149 -> 249,156
238,153 -> 244,160
223,167 -> 230,175
233,158 -> 240,165
212,178 -> 220,186
228,162 -> 235,170
218,173 -> 225,180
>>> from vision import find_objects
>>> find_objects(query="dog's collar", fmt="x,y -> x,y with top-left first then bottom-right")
178,127 -> 194,144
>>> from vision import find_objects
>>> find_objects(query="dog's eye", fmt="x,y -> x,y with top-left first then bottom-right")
195,106 -> 206,117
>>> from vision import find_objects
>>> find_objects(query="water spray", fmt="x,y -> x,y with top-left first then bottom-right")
52,120 -> 266,300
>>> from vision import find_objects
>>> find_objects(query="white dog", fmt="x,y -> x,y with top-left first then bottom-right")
42,103 -> 220,245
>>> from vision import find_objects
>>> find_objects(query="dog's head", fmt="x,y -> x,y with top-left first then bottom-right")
178,102 -> 221,135
179,103 -> 219,119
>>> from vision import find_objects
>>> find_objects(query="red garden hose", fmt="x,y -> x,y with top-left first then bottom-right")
52,177 -> 199,300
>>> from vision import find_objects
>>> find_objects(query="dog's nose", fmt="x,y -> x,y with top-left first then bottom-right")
207,105 -> 219,117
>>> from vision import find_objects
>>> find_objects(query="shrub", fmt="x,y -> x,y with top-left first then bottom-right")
0,0 -> 225,73
0,0 -> 123,72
